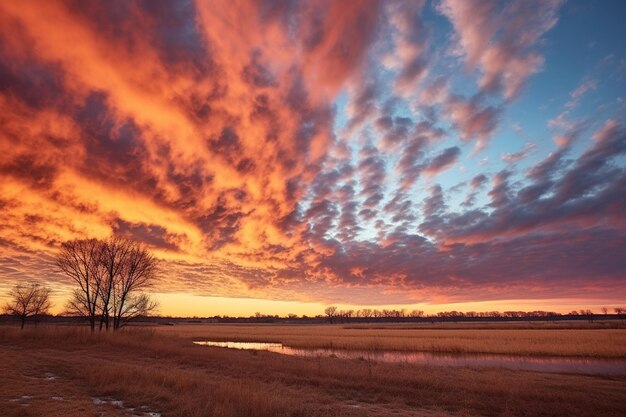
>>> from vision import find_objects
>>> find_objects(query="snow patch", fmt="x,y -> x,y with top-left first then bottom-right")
92,397 -> 160,417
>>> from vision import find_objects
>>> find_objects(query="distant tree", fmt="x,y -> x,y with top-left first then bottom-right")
581,309 -> 594,323
287,313 -> 298,320
324,306 -> 337,323
600,307 -> 609,315
3,283 -> 52,329
382,309 -> 396,318
615,307 -> 626,324
409,309 -> 424,318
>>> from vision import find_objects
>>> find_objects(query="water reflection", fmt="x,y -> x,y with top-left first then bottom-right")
193,341 -> 626,375
194,341 -> 283,350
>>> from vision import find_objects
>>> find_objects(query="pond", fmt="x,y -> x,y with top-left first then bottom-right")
193,341 -> 626,375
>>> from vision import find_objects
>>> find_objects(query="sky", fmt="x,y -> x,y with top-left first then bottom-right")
0,0 -> 625,317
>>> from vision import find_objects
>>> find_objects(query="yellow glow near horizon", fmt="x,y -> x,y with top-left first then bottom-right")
142,293 -> 626,318
1,289 -> 623,318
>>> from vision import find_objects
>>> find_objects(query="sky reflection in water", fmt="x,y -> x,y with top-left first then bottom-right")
193,341 -> 626,375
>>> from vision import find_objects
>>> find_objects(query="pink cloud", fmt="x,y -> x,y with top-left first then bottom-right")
438,0 -> 563,100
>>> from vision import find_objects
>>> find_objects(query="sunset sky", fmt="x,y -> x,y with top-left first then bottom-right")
1,0 -> 625,317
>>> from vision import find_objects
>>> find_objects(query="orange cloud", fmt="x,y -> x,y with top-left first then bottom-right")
0,1 -> 624,315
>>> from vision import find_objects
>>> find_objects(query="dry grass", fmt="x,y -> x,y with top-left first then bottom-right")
157,323 -> 626,358
0,325 -> 625,417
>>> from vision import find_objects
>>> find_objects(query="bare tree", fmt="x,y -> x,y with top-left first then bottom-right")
58,237 -> 159,331
324,306 -> 337,323
57,239 -> 103,332
98,238 -> 131,330
111,242 -> 158,329
3,283 -> 52,329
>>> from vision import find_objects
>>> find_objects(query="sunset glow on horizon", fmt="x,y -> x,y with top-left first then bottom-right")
1,0 -> 625,317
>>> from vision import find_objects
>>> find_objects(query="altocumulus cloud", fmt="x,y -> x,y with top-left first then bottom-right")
0,0 -> 624,306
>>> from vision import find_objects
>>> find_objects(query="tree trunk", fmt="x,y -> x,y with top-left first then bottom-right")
20,315 -> 25,330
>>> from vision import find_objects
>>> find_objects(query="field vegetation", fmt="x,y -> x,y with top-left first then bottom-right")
161,323 -> 626,358
1,324 -> 625,417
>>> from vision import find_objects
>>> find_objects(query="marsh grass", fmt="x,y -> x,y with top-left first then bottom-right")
160,323 -> 626,358
1,325 -> 625,417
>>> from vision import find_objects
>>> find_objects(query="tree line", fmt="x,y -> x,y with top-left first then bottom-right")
3,237 -> 158,331
323,306 -> 626,323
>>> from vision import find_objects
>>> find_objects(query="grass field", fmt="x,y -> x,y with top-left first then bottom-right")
0,324 -> 625,417
159,322 -> 626,358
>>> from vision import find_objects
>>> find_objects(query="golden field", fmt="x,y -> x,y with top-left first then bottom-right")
161,322 -> 626,358
0,324 -> 625,417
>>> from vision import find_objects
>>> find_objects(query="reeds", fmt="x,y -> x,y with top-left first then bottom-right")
1,325 -> 625,417
158,323 -> 626,358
